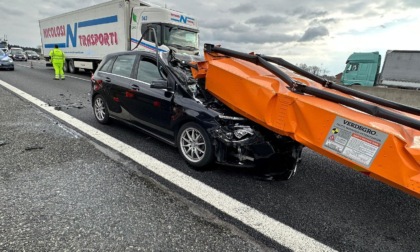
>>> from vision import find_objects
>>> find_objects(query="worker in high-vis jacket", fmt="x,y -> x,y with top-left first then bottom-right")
49,44 -> 65,80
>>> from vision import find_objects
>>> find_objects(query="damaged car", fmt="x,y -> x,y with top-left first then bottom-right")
91,50 -> 303,179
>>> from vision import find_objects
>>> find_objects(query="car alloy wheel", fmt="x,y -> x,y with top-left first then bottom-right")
93,94 -> 110,124
177,122 -> 213,168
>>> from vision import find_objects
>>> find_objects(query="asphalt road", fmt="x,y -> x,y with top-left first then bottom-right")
1,61 -> 420,251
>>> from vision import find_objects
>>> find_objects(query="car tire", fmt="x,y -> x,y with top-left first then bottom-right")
259,150 -> 301,181
272,160 -> 298,180
177,122 -> 214,169
93,94 -> 110,124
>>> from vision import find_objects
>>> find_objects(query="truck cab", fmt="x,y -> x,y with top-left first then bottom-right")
131,6 -> 199,55
341,52 -> 381,86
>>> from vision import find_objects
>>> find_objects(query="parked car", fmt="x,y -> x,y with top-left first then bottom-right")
0,49 -> 14,70
9,47 -> 27,61
25,50 -> 40,60
91,50 -> 302,178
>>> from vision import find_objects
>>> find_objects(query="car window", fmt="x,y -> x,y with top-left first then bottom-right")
111,54 -> 136,78
99,57 -> 116,73
136,58 -> 163,83
11,49 -> 23,54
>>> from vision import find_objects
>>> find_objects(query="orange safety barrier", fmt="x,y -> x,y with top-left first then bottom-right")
192,44 -> 420,198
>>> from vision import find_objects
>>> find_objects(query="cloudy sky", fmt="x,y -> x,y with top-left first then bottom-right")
2,0 -> 420,74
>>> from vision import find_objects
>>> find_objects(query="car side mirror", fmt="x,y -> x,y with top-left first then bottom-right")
150,79 -> 169,89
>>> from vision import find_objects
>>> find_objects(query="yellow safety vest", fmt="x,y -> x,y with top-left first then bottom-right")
50,48 -> 65,63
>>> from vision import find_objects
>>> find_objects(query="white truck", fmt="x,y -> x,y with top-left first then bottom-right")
39,0 -> 199,73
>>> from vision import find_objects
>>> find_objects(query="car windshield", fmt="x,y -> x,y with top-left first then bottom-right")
27,51 -> 36,54
0,50 -> 4,56
160,51 -> 205,98
11,49 -> 23,54
163,26 -> 199,51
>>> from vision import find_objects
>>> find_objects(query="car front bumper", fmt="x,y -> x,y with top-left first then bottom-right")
0,62 -> 14,69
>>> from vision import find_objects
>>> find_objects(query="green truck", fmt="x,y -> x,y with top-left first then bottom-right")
341,50 -> 420,89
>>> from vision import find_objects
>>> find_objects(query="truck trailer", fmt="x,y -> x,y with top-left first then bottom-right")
39,0 -> 199,73
341,50 -> 420,89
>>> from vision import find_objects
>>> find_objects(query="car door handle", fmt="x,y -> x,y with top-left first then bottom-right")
131,84 -> 140,91
105,77 -> 111,83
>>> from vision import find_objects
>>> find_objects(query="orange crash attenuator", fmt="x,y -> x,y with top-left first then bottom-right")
191,44 -> 420,198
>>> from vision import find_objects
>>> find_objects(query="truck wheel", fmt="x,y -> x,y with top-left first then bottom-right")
177,122 -> 214,169
93,94 -> 110,124
69,60 -> 79,74
63,60 -> 69,73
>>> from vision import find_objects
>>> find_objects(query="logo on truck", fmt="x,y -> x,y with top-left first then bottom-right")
43,15 -> 119,49
170,13 -> 195,26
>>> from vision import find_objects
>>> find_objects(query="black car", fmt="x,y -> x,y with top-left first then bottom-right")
9,48 -> 27,61
25,50 -> 40,60
91,50 -> 302,178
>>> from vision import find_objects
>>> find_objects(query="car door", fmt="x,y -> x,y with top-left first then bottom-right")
126,55 -> 174,137
104,53 -> 138,121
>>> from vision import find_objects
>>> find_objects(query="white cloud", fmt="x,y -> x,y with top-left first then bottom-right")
2,0 -> 419,76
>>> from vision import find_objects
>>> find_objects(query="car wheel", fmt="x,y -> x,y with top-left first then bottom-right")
93,94 -> 110,124
272,160 -> 298,180
177,122 -> 214,168
259,149 -> 301,181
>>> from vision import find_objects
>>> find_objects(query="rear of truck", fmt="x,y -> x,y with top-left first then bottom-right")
39,0 -> 130,71
379,50 -> 420,89
39,0 -> 200,73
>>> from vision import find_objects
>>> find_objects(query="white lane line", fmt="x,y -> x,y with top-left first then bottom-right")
15,63 -> 91,82
0,79 -> 336,252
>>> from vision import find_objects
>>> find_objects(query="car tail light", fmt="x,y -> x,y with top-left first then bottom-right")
92,78 -> 103,91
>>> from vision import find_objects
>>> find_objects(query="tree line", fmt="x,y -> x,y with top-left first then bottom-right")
8,44 -> 41,53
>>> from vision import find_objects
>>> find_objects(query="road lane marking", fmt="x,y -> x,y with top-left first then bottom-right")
15,63 -> 91,82
0,79 -> 336,252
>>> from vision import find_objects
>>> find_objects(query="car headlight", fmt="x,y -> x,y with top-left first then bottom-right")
8,59 -> 13,62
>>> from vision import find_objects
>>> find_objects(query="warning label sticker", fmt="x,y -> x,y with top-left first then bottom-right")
323,116 -> 388,168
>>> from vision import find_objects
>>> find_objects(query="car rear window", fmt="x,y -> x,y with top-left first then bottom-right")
111,54 -> 136,78
99,57 -> 116,73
